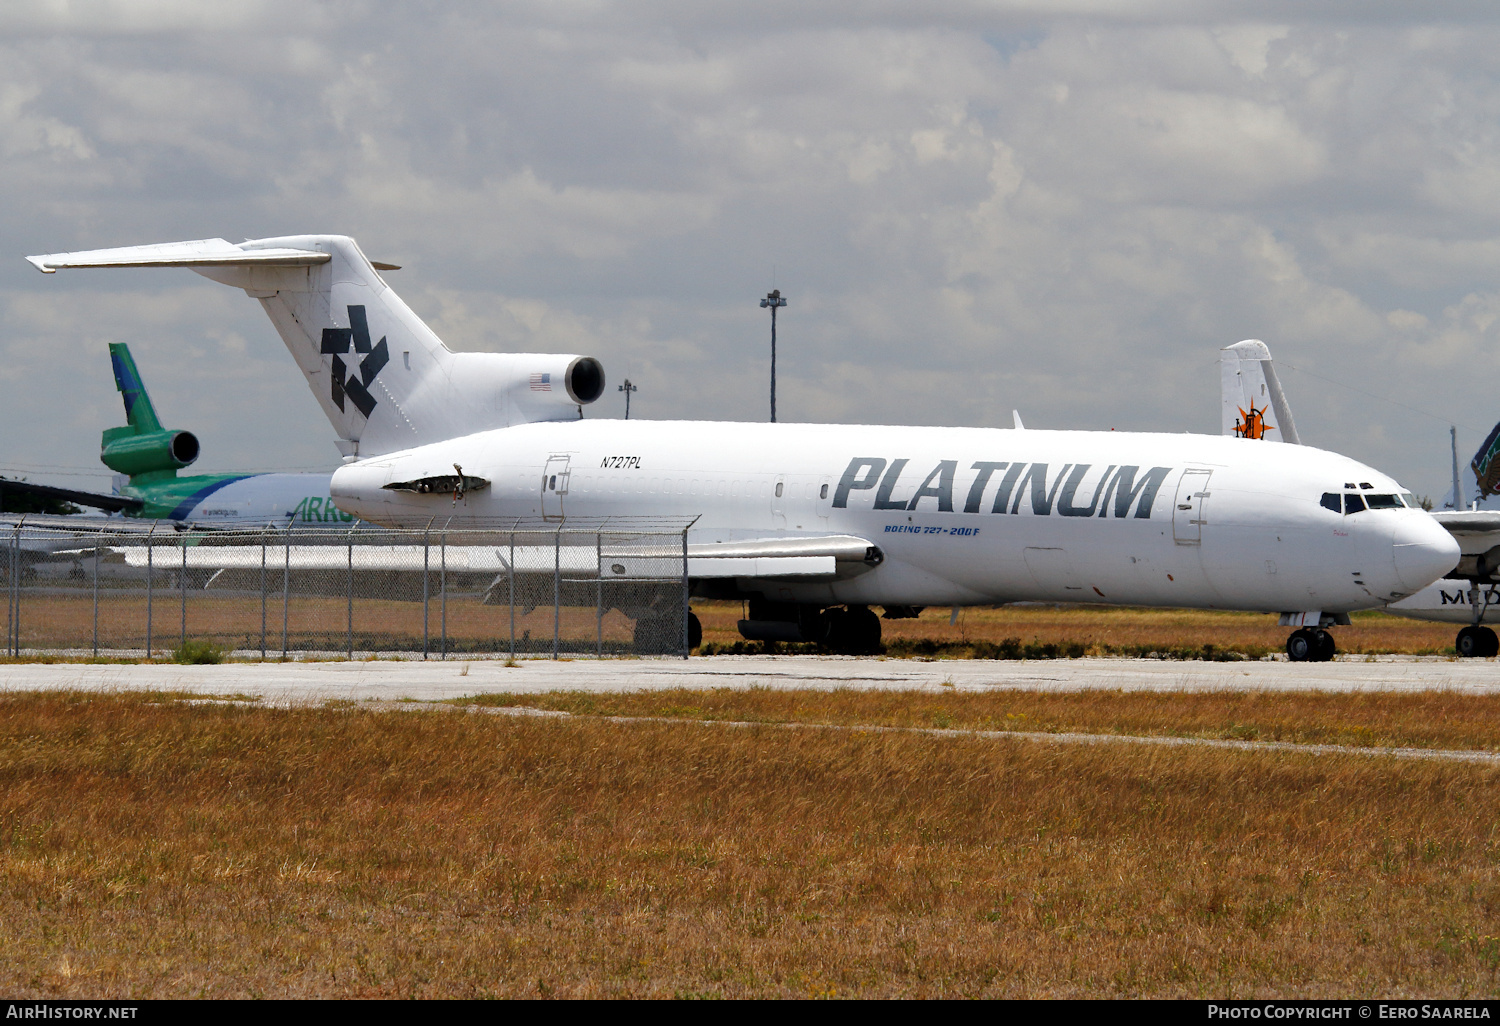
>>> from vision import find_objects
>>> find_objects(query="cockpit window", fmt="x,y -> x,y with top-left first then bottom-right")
1327,490 -> 1411,514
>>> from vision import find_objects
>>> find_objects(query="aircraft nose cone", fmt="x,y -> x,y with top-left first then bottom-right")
1390,514 -> 1460,592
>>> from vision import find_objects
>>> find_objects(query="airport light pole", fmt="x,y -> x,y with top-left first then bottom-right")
618,378 -> 637,420
760,289 -> 786,423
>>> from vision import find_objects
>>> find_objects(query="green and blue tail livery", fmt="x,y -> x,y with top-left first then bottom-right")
5,343 -> 348,524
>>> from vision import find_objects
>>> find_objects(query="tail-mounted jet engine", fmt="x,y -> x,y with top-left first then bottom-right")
561,357 -> 605,405
100,427 -> 199,476
489,355 -> 606,413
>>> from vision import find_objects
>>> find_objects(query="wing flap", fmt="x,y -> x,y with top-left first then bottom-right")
686,534 -> 878,562
690,556 -> 836,578
112,534 -> 876,582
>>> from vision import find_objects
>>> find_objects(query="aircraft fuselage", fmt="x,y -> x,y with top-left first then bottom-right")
331,421 -> 1459,614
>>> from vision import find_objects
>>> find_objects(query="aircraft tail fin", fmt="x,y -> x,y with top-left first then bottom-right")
1220,339 -> 1300,444
28,237 -> 607,460
97,342 -> 199,482
108,343 -> 162,434
1471,421 -> 1500,500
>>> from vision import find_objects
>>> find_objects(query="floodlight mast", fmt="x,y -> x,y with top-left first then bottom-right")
618,378 -> 637,420
760,289 -> 786,423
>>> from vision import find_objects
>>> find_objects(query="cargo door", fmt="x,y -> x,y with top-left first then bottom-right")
1023,547 -> 1084,594
1172,470 -> 1212,545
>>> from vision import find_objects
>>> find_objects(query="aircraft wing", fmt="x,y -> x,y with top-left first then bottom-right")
1430,511 -> 1500,534
687,534 -> 881,579
0,477 -> 144,515
1425,511 -> 1500,580
107,534 -> 881,581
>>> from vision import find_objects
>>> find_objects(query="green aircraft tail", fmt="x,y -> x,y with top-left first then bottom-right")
108,342 -> 163,434
99,343 -> 199,480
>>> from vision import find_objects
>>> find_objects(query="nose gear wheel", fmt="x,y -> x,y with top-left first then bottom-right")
1286,627 -> 1335,662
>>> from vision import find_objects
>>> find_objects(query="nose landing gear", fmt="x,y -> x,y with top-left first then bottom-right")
1286,627 -> 1336,662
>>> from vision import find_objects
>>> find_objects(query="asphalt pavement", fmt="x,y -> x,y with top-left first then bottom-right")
0,654 -> 1495,703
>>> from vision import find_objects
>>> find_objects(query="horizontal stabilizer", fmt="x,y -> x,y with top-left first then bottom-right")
26,239 -> 329,273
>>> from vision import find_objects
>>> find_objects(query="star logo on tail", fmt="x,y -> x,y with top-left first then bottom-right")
1234,402 -> 1275,440
320,305 -> 389,418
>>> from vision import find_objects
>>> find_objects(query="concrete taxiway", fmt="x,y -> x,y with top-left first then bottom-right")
0,655 -> 1496,703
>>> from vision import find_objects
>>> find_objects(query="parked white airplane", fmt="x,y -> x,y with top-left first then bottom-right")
1386,506 -> 1500,656
26,236 -> 1460,659
1217,338 -> 1500,658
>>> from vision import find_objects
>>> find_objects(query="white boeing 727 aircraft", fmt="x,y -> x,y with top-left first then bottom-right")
26,235 -> 1459,660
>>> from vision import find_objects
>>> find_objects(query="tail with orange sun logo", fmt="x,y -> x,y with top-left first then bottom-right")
1221,339 -> 1301,445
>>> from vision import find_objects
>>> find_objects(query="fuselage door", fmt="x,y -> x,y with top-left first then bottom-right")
541,454 -> 571,521
1172,469 -> 1212,545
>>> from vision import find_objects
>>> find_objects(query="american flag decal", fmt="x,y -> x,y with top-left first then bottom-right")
530,372 -> 551,391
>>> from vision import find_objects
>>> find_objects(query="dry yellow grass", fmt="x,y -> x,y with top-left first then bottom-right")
7,592 -> 1464,659
462,687 -> 1500,753
2,691 -> 1499,998
7,592 -> 636,656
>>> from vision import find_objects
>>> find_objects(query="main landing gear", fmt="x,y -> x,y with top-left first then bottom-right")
1456,624 -> 1499,658
1286,627 -> 1336,662
822,606 -> 882,655
735,601 -> 882,654
1452,583 -> 1500,657
631,609 -> 703,654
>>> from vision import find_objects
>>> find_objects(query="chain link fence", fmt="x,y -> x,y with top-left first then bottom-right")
3,518 -> 692,660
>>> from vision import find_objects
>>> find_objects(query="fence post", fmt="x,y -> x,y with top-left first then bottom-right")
7,518 -> 21,657
681,525 -> 690,659
596,531 -> 603,659
440,520 -> 448,660
92,530 -> 100,658
346,523 -> 354,661
504,528 -> 516,657
422,520 -> 432,660
281,521 -> 290,659
145,521 -> 157,660
260,524 -> 268,660
508,530 -> 515,659
179,536 -> 187,652
553,527 -> 561,660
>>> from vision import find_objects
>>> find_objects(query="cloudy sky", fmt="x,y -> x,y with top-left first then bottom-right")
5,1 -> 1500,502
